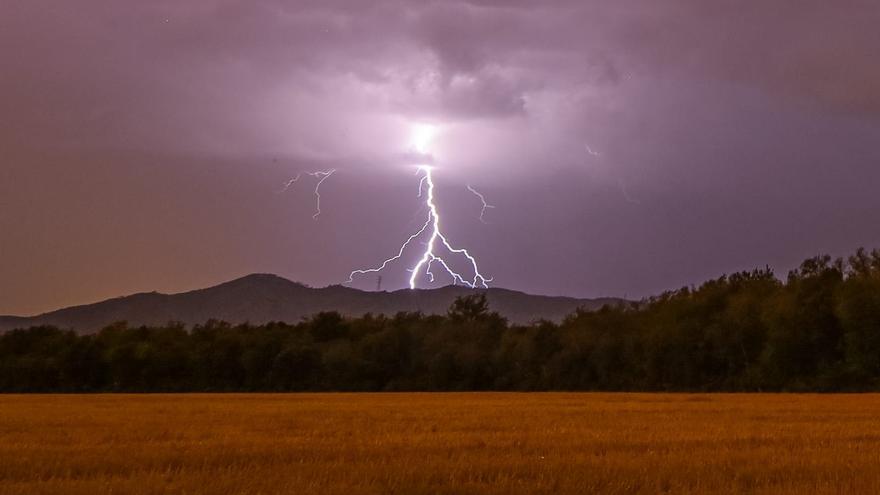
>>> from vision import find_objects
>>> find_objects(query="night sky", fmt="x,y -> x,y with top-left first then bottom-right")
2,1 -> 879,316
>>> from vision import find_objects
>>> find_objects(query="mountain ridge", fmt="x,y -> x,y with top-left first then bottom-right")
0,274 -> 624,333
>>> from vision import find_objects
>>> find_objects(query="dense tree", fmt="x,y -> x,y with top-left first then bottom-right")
6,249 -> 880,392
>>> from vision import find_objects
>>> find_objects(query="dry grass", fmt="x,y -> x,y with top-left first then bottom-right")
1,393 -> 880,494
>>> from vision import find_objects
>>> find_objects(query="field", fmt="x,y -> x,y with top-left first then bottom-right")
2,394 -> 880,494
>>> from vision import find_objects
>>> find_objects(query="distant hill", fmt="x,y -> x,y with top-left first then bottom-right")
0,274 -> 623,333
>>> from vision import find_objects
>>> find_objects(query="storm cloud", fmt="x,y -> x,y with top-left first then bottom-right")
2,0 -> 879,315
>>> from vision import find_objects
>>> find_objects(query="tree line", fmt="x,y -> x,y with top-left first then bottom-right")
3,249 -> 880,392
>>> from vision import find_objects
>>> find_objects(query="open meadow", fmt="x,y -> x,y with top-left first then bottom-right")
2,393 -> 880,494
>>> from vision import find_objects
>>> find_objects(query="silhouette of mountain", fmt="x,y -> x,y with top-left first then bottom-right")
0,274 -> 623,333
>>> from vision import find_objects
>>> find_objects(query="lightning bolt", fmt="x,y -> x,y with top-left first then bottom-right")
306,169 -> 335,220
281,169 -> 336,220
466,184 -> 495,224
618,179 -> 641,205
279,173 -> 302,193
348,166 -> 491,289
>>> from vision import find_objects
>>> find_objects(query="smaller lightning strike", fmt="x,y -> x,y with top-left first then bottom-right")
279,173 -> 302,193
306,169 -> 335,220
466,184 -> 495,224
280,169 -> 336,220
585,144 -> 602,157
618,179 -> 641,205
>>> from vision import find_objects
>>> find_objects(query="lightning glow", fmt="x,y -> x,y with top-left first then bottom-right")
410,123 -> 436,154
585,144 -> 601,157
348,165 -> 491,289
466,184 -> 495,224
281,169 -> 336,220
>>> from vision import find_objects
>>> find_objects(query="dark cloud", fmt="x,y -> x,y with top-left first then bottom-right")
4,0 -> 876,147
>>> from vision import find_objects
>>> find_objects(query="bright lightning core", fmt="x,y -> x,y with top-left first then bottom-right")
410,123 -> 436,155
348,124 -> 491,289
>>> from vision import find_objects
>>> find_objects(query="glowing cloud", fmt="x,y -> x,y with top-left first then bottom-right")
410,123 -> 437,156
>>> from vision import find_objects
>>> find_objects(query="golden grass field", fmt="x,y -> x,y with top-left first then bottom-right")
2,393 -> 880,494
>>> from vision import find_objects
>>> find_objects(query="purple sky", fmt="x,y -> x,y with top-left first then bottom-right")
2,1 -> 880,315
